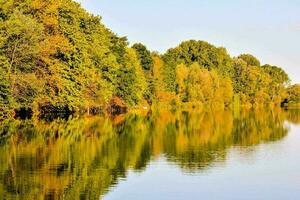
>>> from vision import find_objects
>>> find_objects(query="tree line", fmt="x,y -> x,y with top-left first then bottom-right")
0,0 -> 299,119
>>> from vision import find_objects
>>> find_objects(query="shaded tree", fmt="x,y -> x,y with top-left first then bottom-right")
238,54 -> 261,67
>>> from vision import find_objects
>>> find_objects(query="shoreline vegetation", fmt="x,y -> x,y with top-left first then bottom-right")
1,0 -> 300,121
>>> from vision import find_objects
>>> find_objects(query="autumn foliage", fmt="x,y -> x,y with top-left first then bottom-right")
0,0 -> 299,120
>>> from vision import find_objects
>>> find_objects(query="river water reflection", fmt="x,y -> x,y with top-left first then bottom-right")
0,109 -> 299,200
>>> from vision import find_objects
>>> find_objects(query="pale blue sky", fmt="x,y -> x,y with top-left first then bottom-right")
76,0 -> 300,83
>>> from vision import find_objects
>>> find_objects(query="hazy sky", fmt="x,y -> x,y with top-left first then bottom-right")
76,0 -> 300,83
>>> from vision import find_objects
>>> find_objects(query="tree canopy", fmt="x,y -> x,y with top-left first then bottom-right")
238,54 -> 261,67
0,0 -> 298,119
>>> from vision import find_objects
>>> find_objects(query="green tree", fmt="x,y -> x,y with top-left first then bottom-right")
237,54 -> 261,67
132,43 -> 154,103
132,43 -> 154,71
262,64 -> 290,104
232,58 -> 271,106
116,48 -> 147,105
0,66 -> 12,119
287,84 -> 300,105
0,0 -> 126,114
162,40 -> 233,93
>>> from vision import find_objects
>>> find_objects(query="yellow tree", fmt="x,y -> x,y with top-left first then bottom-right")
176,63 -> 189,102
186,63 -> 204,103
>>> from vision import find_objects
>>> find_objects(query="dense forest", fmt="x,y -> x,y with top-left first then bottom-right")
0,0 -> 300,120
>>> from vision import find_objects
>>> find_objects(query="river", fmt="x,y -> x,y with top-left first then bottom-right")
0,109 -> 299,199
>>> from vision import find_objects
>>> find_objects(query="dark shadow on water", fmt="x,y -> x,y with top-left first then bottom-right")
14,108 -> 33,120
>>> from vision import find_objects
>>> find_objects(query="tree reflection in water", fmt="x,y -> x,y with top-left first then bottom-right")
0,109 -> 299,199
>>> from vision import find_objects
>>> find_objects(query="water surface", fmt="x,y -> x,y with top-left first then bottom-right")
0,109 -> 299,200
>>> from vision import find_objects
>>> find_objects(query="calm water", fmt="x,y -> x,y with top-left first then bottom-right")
0,109 -> 300,200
